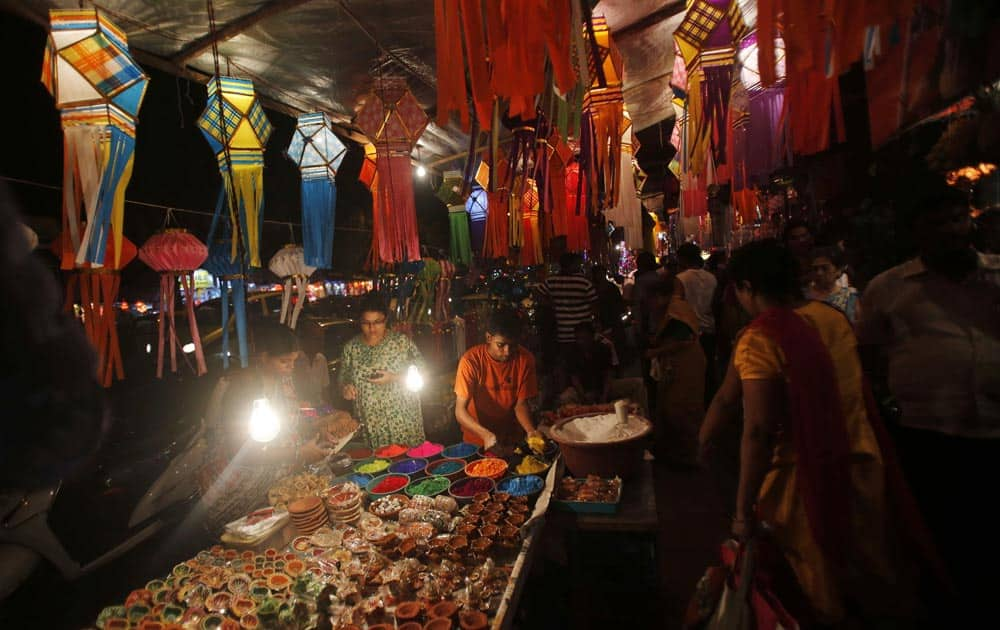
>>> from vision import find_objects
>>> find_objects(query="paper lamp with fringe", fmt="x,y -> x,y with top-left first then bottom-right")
268,245 -> 315,330
466,186 -> 488,255
139,230 -> 209,378
57,229 -> 136,387
197,76 -> 272,268
285,112 -> 347,269
355,77 -> 428,264
41,9 -> 148,268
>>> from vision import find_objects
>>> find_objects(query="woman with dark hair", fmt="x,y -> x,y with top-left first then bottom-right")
339,293 -> 425,447
807,246 -> 860,324
699,240 -> 927,625
199,323 -> 333,531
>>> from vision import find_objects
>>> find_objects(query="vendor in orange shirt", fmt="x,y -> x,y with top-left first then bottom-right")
454,309 -> 540,450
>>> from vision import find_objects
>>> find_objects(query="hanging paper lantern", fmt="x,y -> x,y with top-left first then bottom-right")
737,32 -> 786,92
285,112 -> 347,269
268,245 -> 316,330
582,14 -> 625,210
355,77 -> 428,264
438,170 -> 472,266
197,76 -> 272,267
41,9 -> 148,268
605,111 -> 644,249
202,198 -> 248,370
58,229 -> 137,387
139,230 -> 209,378
466,186 -> 488,255
519,178 -> 542,266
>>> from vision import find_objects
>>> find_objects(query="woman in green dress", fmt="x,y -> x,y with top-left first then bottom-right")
339,295 -> 426,447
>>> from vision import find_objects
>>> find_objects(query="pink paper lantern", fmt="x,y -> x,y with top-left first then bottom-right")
139,229 -> 209,377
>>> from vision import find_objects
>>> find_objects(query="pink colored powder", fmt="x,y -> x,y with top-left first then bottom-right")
407,441 -> 443,458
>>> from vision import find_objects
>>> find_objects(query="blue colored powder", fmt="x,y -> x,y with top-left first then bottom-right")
389,458 -> 427,475
496,475 -> 544,496
442,442 -> 478,458
429,460 -> 465,475
340,473 -> 372,486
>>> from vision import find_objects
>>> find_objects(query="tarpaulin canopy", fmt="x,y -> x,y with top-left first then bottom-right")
7,0 -> 687,166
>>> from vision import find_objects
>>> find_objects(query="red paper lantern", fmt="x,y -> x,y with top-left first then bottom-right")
139,229 -> 209,378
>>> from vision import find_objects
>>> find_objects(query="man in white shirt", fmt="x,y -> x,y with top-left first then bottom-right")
676,243 -> 718,401
858,185 -> 1000,617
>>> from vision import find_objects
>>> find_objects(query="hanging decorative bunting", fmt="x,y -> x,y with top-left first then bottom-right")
41,9 -> 148,268
582,14 -> 625,211
268,245 -> 316,330
355,77 -> 428,264
197,76 -> 272,267
139,230 -> 209,378
57,229 -> 137,387
285,112 -> 347,269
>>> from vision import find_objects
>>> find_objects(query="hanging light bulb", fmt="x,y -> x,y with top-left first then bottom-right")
416,165 -> 427,178
404,364 -> 425,392
249,398 -> 281,442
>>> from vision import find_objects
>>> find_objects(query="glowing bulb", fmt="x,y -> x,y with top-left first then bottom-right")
145,343 -> 152,354
404,364 -> 424,393
182,342 -> 196,354
416,165 -> 427,177
249,399 -> 281,443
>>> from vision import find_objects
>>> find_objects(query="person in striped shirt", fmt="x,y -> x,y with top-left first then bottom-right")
535,252 -> 598,349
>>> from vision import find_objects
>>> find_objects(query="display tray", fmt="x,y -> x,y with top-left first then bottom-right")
220,510 -> 290,547
552,478 -> 623,515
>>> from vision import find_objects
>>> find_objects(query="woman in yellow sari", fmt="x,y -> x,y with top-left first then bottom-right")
700,240 -> 930,625
647,277 -> 706,468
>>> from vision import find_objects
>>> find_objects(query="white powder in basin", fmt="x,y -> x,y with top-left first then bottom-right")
554,414 -> 649,444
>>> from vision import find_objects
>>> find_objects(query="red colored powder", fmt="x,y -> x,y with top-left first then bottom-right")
372,475 -> 408,494
451,477 -> 493,497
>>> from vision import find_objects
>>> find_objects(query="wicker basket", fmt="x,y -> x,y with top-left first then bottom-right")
548,414 -> 652,479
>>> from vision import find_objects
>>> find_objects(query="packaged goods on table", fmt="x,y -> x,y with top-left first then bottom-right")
267,472 -> 333,510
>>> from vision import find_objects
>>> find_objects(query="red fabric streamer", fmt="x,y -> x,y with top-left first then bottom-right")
434,0 -> 468,130
483,156 -> 511,260
750,307 -> 852,564
564,161 -> 590,252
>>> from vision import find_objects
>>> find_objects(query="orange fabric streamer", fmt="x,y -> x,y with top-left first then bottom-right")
435,0 -> 468,130
547,129 -> 573,240
565,162 -> 590,252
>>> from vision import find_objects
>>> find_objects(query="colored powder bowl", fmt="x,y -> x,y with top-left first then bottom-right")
347,447 -> 373,460
496,475 -> 544,497
405,476 -> 451,497
442,442 -> 479,459
374,443 -> 408,458
356,459 -> 391,474
407,441 -> 444,459
449,477 -> 495,499
389,458 -> 428,475
367,474 -> 411,496
515,455 -> 550,475
465,457 -> 509,480
427,459 -> 465,478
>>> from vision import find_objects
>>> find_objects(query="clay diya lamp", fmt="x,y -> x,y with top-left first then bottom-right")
395,601 -> 423,622
466,502 -> 485,516
481,512 -> 502,525
424,617 -> 453,630
261,568 -> 275,577
470,537 -> 492,555
449,534 -> 469,551
267,573 -> 291,591
223,549 -> 238,561
429,601 -> 458,620
283,552 -> 297,562
264,548 -> 278,560
428,536 -> 451,552
456,521 -> 479,536
479,524 -> 499,539
400,623 -> 424,630
240,613 -> 260,628
241,550 -> 254,562
231,596 -> 255,617
367,625 -> 393,630
493,491 -> 511,503
249,582 -> 270,601
206,591 -> 231,613
161,604 -> 184,623
508,502 -> 529,514
506,513 -> 527,527
285,560 -> 305,577
397,536 -> 418,557
472,492 -> 491,504
210,545 -> 224,556
462,513 -> 480,526
459,610 -> 488,630
105,619 -> 129,630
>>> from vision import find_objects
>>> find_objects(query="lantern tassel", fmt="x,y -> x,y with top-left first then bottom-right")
233,277 -> 249,368
280,277 -> 293,324
156,274 -> 168,379
291,276 -> 307,330
301,177 -> 336,269
181,272 -> 208,376
220,278 -> 231,369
